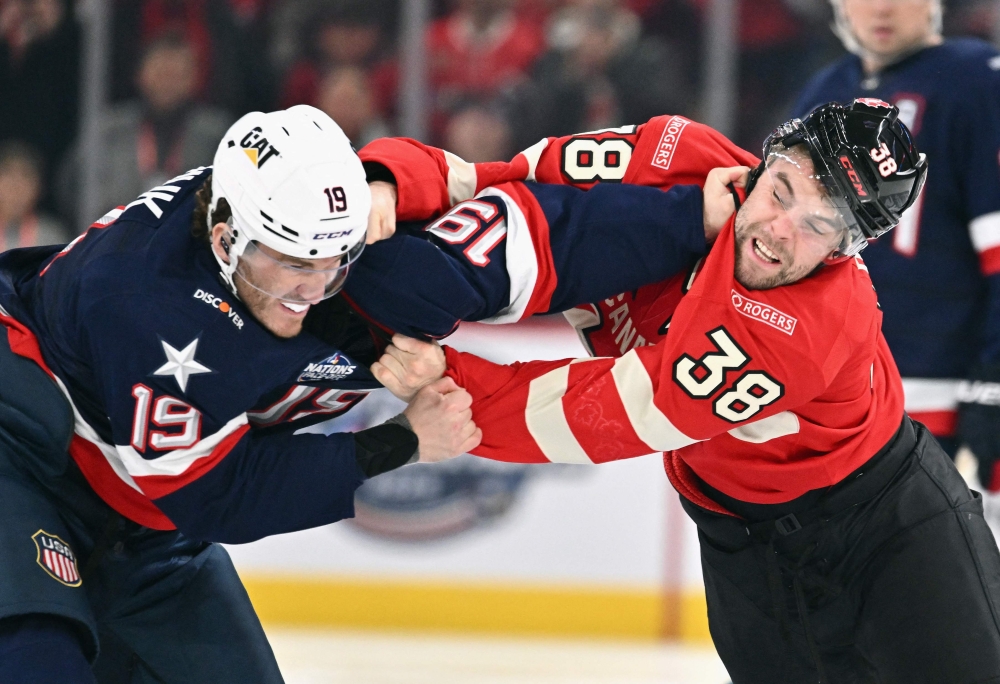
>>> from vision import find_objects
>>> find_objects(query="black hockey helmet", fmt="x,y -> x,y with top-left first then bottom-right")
746,98 -> 927,259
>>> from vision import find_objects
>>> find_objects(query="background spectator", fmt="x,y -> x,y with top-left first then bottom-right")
427,0 -> 545,143
314,65 -> 392,148
109,0 -> 275,116
524,0 -> 693,139
443,104 -> 513,162
58,31 -> 232,227
0,0 -> 79,214
278,0 -> 396,120
686,0 -> 838,149
0,142 -> 71,250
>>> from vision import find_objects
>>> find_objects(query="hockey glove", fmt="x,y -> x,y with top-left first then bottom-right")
957,364 -> 1000,491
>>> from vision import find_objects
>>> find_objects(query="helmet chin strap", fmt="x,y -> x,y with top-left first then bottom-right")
745,161 -> 766,196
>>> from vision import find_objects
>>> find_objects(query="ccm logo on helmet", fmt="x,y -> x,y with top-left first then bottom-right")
838,155 -> 869,197
313,230 -> 354,240
239,127 -> 281,169
193,289 -> 244,329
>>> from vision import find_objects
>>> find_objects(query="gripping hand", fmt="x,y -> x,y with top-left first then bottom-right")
371,334 -> 447,402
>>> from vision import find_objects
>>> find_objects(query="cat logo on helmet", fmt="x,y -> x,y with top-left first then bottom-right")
239,126 -> 281,168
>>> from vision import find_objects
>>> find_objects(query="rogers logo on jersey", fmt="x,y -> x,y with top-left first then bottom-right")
193,289 -> 244,329
651,116 -> 690,170
731,291 -> 797,335
298,353 -> 357,383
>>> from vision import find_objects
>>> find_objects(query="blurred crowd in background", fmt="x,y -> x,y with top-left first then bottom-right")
1,0 -> 998,246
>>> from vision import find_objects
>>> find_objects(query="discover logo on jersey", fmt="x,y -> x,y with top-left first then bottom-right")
297,353 -> 357,383
193,288 -> 244,329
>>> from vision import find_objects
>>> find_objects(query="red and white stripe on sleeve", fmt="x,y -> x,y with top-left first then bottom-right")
970,211 -> 1000,275
445,345 -> 701,465
358,138 -> 529,221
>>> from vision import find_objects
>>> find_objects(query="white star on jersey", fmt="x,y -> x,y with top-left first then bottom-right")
153,338 -> 211,392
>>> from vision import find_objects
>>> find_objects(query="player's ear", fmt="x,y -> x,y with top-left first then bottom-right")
210,222 -> 232,264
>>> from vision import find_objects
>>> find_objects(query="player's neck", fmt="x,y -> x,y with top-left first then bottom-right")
860,35 -> 943,75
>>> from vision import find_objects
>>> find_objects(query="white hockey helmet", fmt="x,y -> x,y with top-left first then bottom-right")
209,105 -> 371,303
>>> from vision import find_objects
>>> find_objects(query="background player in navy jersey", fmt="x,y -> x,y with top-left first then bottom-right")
0,105 -> 485,683
792,0 -> 1000,491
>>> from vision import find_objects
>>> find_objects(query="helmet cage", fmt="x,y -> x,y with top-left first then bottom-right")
755,100 -> 927,259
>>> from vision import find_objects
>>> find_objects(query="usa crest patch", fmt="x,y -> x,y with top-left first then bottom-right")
33,530 -> 81,587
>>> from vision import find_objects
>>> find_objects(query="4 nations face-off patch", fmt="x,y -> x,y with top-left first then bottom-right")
32,530 -> 81,587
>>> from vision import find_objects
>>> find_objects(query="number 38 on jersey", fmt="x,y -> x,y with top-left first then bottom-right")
672,327 -> 785,423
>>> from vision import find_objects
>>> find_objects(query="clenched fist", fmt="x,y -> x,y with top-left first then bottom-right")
703,166 -> 751,243
371,334 -> 446,402
404,377 -> 482,462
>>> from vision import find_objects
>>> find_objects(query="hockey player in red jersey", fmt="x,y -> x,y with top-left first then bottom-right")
368,101 -> 1000,682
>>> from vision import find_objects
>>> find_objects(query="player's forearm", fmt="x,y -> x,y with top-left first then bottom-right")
150,427 -> 416,543
443,347 -> 667,464
359,138 -> 528,221
359,139 -> 452,221
541,183 -> 706,313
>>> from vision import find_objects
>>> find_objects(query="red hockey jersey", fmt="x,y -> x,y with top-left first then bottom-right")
360,116 -> 906,506
446,220 -> 905,505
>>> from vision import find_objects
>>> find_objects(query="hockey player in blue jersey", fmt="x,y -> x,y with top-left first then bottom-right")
792,0 -> 1000,488
0,105 -> 487,683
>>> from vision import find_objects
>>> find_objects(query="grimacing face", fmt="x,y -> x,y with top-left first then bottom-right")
842,0 -> 940,65
211,223 -> 342,338
733,153 -> 846,290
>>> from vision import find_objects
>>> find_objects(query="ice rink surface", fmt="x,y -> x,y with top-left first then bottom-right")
267,628 -> 731,684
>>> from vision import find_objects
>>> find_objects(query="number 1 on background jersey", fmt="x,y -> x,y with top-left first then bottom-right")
893,185 -> 925,257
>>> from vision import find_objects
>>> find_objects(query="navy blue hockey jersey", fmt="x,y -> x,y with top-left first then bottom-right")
0,166 -> 705,542
793,38 -> 1000,439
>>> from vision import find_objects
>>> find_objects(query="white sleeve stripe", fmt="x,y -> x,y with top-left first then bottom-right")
970,212 -> 1000,253
115,413 -> 249,478
475,186 -> 539,324
519,138 -> 550,182
444,150 -> 478,206
610,350 -> 700,452
525,360 -> 599,464
901,377 -> 961,412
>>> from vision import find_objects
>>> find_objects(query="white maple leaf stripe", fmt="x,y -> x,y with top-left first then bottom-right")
610,350 -> 700,452
525,362 -> 595,464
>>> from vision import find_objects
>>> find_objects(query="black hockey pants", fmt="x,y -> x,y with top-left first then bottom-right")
682,417 -> 1000,684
